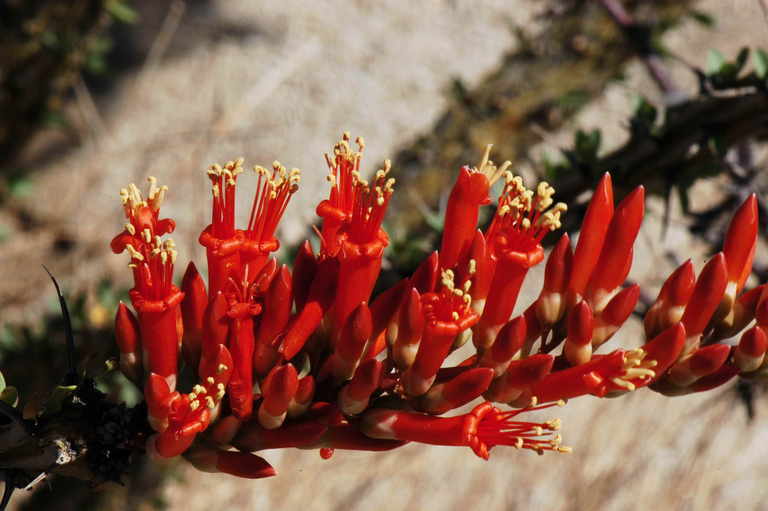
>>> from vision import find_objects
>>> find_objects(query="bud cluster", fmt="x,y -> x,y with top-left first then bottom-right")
111,134 -> 765,479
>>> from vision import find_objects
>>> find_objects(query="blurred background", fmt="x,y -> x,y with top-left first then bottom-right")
1,0 -> 768,509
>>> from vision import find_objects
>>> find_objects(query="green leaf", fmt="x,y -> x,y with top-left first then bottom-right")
706,49 -> 726,75
106,0 -> 139,24
8,178 -> 33,198
754,49 -> 768,79
574,129 -> 601,161
689,10 -> 715,27
86,54 -> 107,75
43,384 -> 78,415
735,47 -> 750,73
0,371 -> 5,393
632,96 -> 658,126
1,387 -> 18,408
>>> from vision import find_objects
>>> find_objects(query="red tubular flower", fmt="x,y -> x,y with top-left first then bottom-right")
362,401 -> 569,459
568,173 -> 614,302
316,133 -> 366,256
638,323 -> 686,384
199,160 -> 244,297
281,258 -> 339,360
483,353 -> 551,405
226,299 -> 260,419
439,145 -> 503,270
369,278 -> 409,344
330,158 -> 394,336
563,300 -> 594,366
339,358 -> 383,415
390,287 -> 425,370
331,302 -> 373,382
723,195 -> 758,295
713,284 -> 765,340
149,344 -> 233,457
478,316 -> 526,377
115,302 -> 142,385
690,364 -> 740,393
181,262 -> 207,370
234,418 -> 329,451
592,284 -> 640,347
258,364 -> 299,429
718,194 -> 758,325
186,446 -> 276,479
734,326 -> 767,373
535,233 -> 572,327
661,344 -> 732,391
530,350 -> 655,403
475,176 -> 566,347
644,260 -> 696,339
403,270 -> 479,396
679,253 -> 728,353
416,367 -> 494,415
112,177 -> 183,389
585,186 -> 644,310
288,375 -> 316,418
254,265 -> 292,376
241,163 -> 300,279
292,241 -> 317,312
411,250 -> 440,294
203,292 -> 229,352
467,231 -> 493,313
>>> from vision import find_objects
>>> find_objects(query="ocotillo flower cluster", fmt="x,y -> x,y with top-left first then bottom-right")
112,133 -> 766,479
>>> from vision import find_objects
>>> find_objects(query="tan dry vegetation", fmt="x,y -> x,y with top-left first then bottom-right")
3,1 -> 768,510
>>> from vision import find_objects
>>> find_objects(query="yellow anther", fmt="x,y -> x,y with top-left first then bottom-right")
451,311 -> 460,321
206,396 -> 216,409
217,364 -> 228,374
611,377 -> 636,391
125,244 -> 144,261
189,400 -> 200,411
474,144 -> 510,185
206,376 -> 215,384
193,385 -> 206,395
189,393 -> 197,401
625,367 -> 656,380
125,223 -> 136,235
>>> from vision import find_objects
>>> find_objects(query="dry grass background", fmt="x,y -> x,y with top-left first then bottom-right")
3,1 -> 768,509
